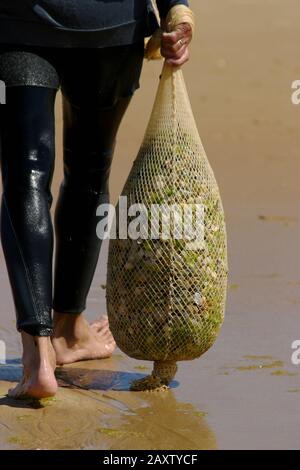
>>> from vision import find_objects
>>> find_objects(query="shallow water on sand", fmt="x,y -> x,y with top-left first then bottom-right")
1,0 -> 300,450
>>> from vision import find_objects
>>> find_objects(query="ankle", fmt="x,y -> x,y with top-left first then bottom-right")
21,332 -> 53,367
53,311 -> 88,341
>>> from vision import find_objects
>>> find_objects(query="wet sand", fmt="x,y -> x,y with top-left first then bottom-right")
1,0 -> 300,450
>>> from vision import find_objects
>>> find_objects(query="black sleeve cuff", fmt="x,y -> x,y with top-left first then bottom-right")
156,0 -> 189,19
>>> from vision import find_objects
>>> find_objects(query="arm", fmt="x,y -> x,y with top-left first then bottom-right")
156,0 -> 189,20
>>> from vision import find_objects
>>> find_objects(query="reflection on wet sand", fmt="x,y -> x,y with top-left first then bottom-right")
0,360 -> 217,450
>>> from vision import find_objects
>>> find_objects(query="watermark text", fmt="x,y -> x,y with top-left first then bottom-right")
291,340 -> 300,365
0,340 -> 6,365
96,196 -> 205,249
0,79 -> 5,104
291,80 -> 300,105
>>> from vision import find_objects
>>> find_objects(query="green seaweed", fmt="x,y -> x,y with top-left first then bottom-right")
97,428 -> 143,438
17,415 -> 33,421
236,360 -> 284,372
38,397 -> 57,407
134,365 -> 149,371
271,370 -> 298,377
7,435 -> 28,446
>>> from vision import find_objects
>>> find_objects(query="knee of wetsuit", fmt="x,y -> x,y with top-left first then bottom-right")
2,138 -> 55,196
0,52 -> 58,199
0,50 -> 60,89
63,147 -> 115,194
1,96 -> 56,196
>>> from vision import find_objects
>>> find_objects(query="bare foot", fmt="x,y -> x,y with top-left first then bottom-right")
8,333 -> 57,399
52,313 -> 116,365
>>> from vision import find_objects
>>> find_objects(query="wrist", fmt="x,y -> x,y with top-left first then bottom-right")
165,5 -> 195,35
160,17 -> 167,31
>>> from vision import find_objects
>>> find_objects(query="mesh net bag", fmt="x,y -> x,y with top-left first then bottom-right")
106,9 -> 228,392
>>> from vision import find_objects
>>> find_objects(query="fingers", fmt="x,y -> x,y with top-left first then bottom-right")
163,23 -> 193,42
162,22 -> 192,45
165,47 -> 190,66
161,36 -> 187,55
162,31 -> 191,51
161,44 -> 190,66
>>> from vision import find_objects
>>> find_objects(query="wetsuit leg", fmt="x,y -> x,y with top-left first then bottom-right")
0,85 -> 57,336
53,43 -> 144,313
0,47 -> 60,336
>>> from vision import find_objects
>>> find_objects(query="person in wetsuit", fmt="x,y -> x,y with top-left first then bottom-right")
0,0 -> 193,399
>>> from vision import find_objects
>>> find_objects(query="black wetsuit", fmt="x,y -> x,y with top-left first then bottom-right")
0,0 -> 189,337
0,1 -> 189,47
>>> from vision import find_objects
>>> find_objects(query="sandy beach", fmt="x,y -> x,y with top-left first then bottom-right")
0,0 -> 300,450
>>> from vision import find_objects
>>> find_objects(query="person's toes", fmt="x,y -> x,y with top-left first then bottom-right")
90,316 -> 109,332
8,388 -> 18,398
90,321 -> 104,332
105,335 -> 115,346
104,341 -> 116,354
102,326 -> 112,336
96,327 -> 114,344
91,323 -> 110,335
108,336 -> 116,345
8,384 -> 28,399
